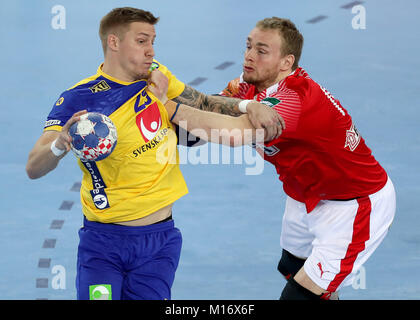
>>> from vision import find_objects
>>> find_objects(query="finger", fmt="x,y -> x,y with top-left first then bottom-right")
64,141 -> 71,152
148,84 -> 168,103
68,110 -> 88,122
264,125 -> 276,142
149,69 -> 166,85
55,133 -> 71,152
147,83 -> 159,96
74,110 -> 88,117
250,117 -> 263,130
277,114 -> 286,130
62,110 -> 87,131
263,128 -> 269,141
275,118 -> 284,139
275,123 -> 282,139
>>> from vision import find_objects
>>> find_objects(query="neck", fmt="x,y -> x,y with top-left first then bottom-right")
101,56 -> 136,83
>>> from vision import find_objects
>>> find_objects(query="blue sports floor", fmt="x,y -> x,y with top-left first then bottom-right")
0,0 -> 419,299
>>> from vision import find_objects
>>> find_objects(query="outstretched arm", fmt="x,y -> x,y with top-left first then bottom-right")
148,70 -> 285,141
173,84 -> 244,116
164,100 -> 272,147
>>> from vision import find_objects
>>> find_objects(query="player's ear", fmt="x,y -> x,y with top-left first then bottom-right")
281,54 -> 295,71
107,34 -> 120,52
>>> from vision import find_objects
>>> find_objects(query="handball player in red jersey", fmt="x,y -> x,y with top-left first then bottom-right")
160,17 -> 396,300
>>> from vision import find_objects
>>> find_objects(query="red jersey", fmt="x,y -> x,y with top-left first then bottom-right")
220,68 -> 388,213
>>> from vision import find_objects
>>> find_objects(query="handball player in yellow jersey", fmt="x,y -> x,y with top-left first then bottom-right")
26,7 -> 284,300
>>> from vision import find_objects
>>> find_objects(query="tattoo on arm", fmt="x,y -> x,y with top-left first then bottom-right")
173,84 -> 243,116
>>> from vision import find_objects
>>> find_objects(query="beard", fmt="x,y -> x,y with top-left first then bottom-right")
242,71 -> 261,87
124,57 -> 151,81
243,67 -> 280,90
132,66 -> 150,80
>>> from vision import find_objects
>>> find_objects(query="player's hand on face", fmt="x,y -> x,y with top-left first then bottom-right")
246,101 -> 285,141
56,110 -> 87,152
148,69 -> 169,104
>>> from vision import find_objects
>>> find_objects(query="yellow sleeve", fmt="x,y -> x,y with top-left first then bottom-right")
152,60 -> 185,100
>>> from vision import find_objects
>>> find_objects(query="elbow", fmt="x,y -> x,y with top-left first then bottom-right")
26,164 -> 39,180
26,160 -> 48,180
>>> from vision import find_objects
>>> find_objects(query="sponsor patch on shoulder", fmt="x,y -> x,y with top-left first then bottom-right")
344,123 -> 361,151
44,119 -> 61,127
260,97 -> 281,107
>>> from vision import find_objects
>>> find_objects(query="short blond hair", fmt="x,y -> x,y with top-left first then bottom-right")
99,7 -> 159,53
256,17 -> 304,70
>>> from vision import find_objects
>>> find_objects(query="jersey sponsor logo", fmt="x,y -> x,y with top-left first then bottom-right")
136,101 -> 162,143
44,119 -> 61,127
260,97 -> 281,108
133,90 -> 163,142
55,97 -> 64,106
92,193 -> 109,210
89,80 -> 111,93
131,127 -> 170,158
149,61 -> 159,71
134,89 -> 151,113
251,143 -> 280,157
81,161 -> 110,210
317,262 -> 325,278
344,123 -> 361,152
89,284 -> 112,300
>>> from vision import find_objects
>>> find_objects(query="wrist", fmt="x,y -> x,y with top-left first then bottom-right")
238,99 -> 252,113
170,103 -> 181,121
50,138 -> 65,157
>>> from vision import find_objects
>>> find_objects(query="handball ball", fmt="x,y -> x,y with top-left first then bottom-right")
69,112 -> 117,161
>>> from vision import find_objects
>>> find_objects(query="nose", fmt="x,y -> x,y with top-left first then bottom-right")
146,42 -> 155,57
244,48 -> 254,62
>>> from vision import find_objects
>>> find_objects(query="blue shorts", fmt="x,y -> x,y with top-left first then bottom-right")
76,217 -> 182,300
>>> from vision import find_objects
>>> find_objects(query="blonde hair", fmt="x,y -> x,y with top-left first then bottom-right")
99,7 -> 159,53
256,17 -> 304,70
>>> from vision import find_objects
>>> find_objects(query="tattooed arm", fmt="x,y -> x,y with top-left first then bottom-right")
172,84 -> 243,116
147,70 -> 285,141
172,84 -> 285,140
165,100 -> 266,146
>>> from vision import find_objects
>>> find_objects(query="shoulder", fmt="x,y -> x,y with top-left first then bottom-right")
220,74 -> 253,98
220,77 -> 240,97
44,74 -> 101,131
56,74 -> 101,104
283,67 -> 319,100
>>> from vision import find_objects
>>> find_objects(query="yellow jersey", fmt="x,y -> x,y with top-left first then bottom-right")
44,61 -> 188,223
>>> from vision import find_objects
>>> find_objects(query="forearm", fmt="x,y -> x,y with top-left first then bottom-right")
172,84 -> 243,116
26,110 -> 86,179
26,132 -> 66,179
166,101 -> 263,146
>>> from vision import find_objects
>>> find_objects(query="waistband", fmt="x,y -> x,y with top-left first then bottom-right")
324,176 -> 392,205
82,216 -> 175,235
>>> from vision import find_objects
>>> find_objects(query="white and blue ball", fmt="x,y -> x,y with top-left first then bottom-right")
69,112 -> 117,161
